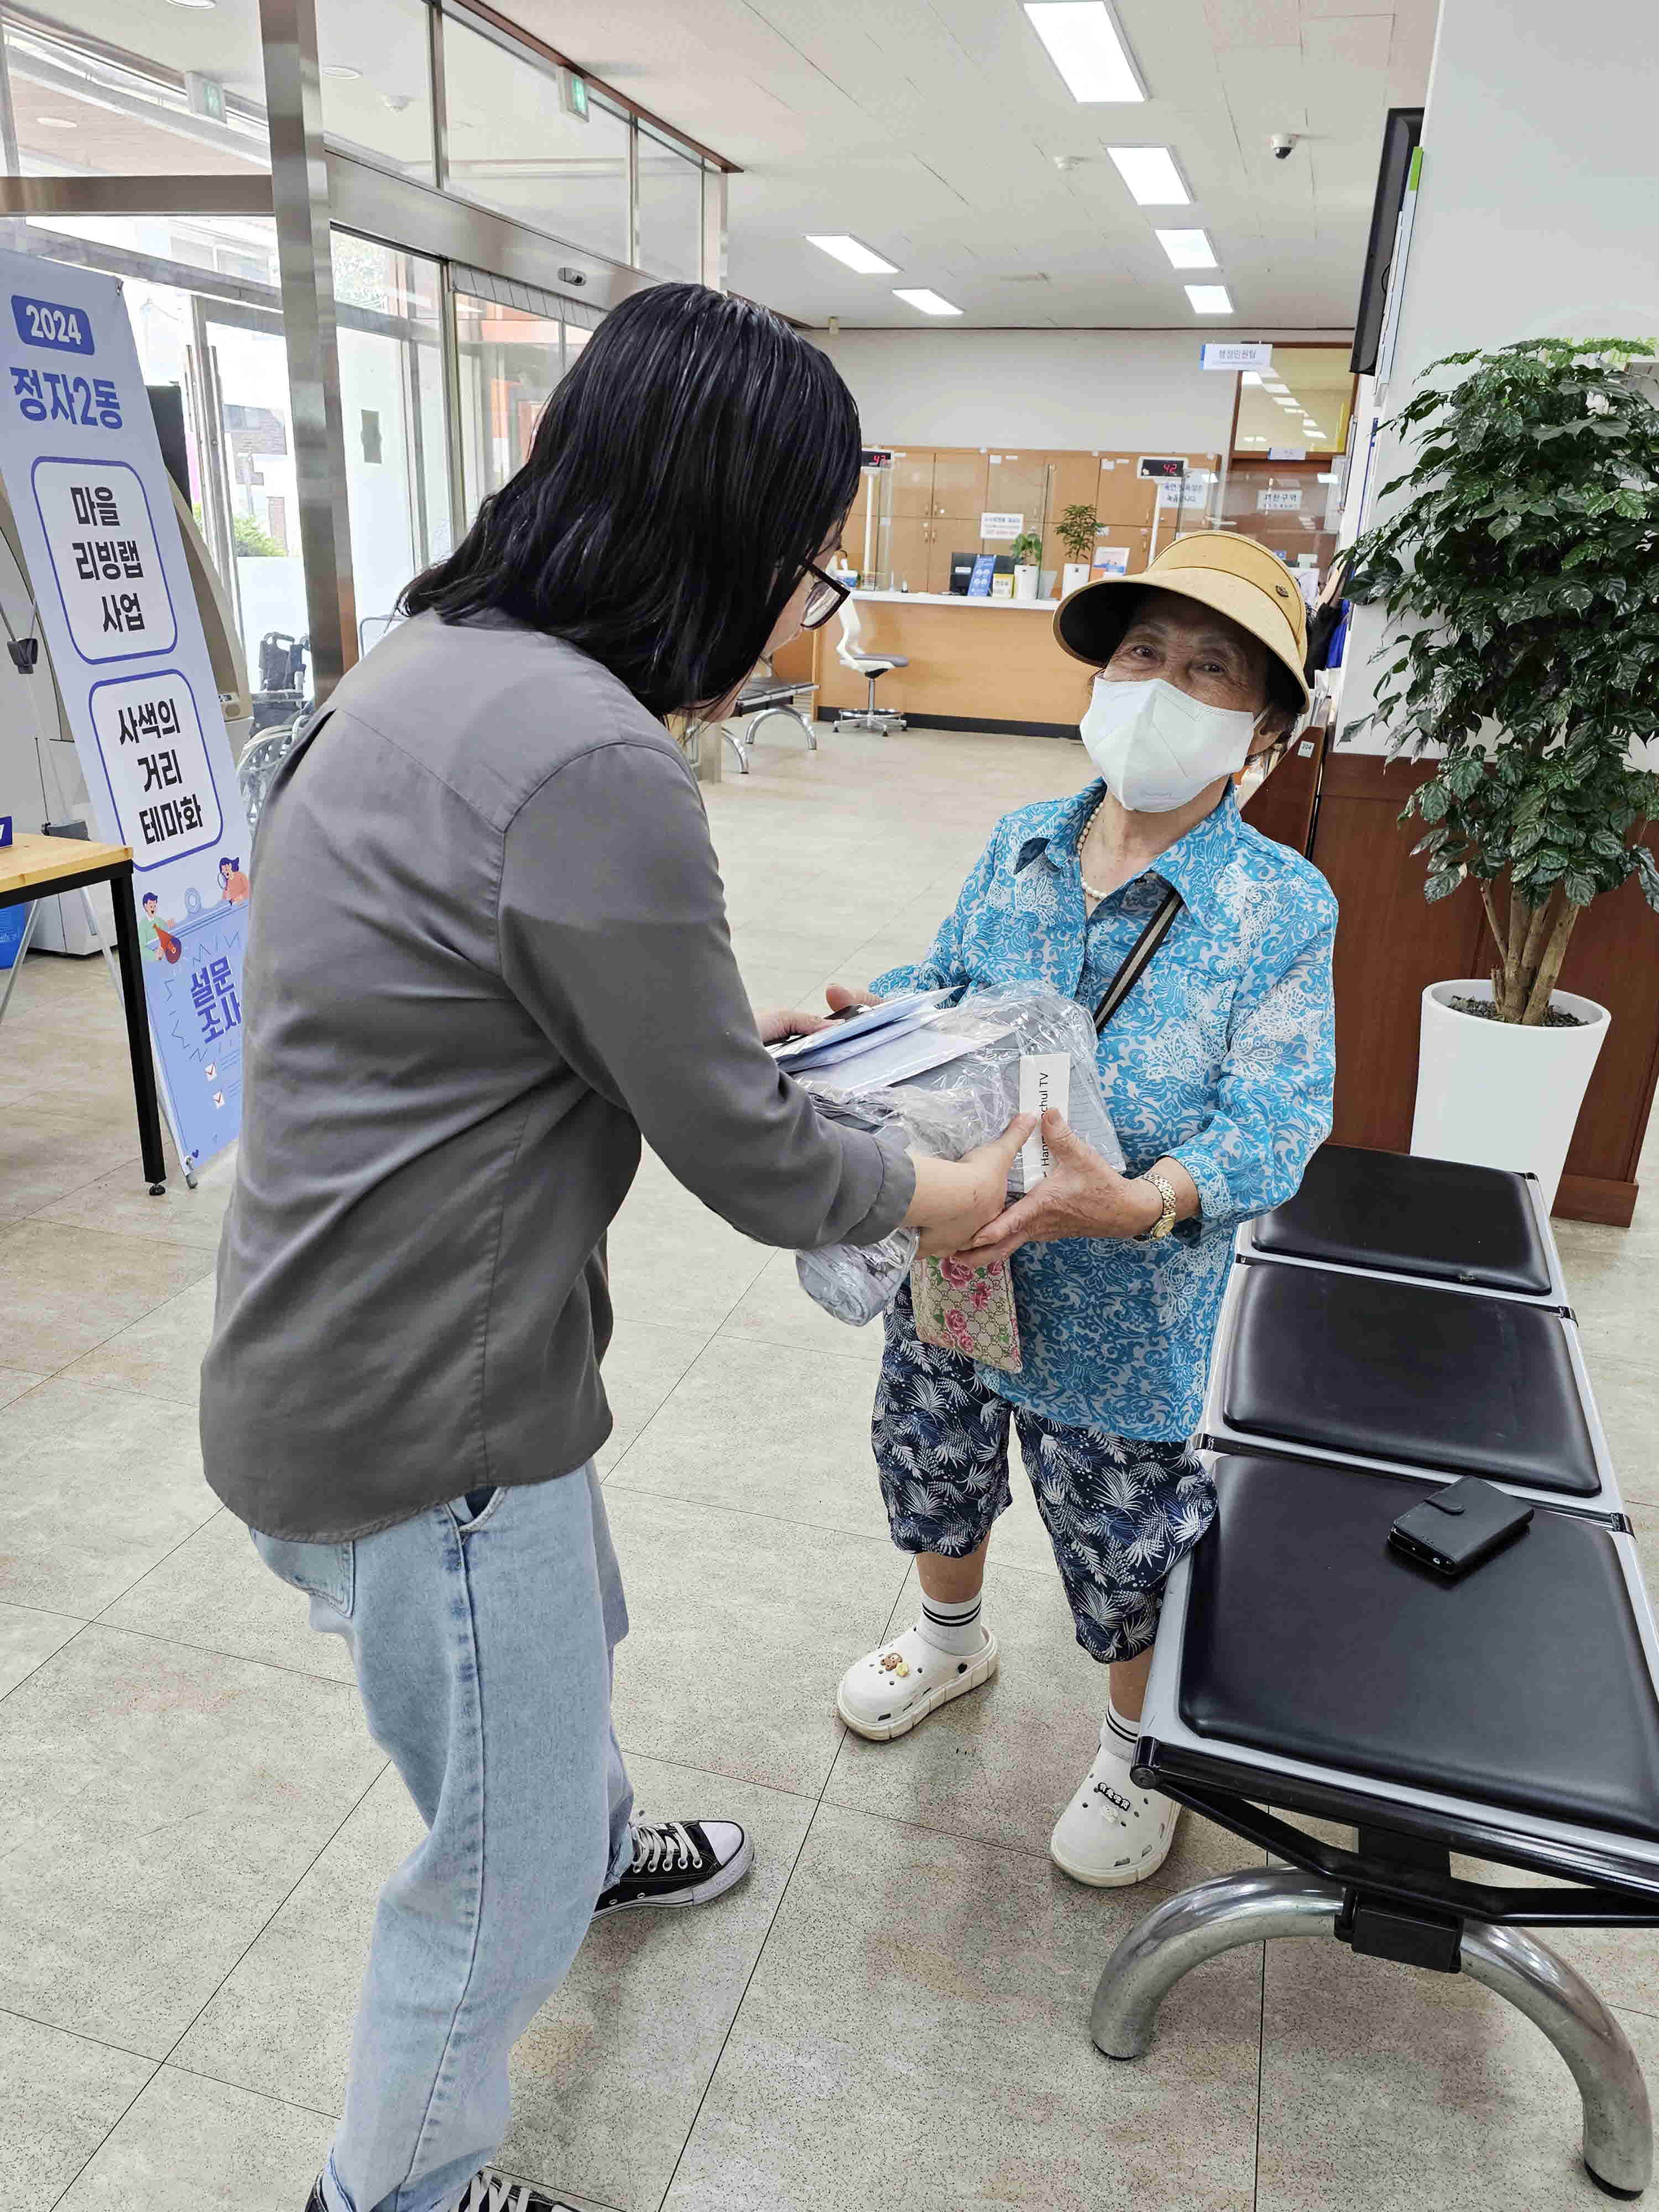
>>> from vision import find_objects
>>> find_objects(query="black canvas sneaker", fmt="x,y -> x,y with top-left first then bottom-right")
305,2172 -> 585,2212
593,1817 -> 752,1915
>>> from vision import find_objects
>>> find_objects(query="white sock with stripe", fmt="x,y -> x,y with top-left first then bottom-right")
916,1588 -> 987,1658
1104,1702 -> 1140,1761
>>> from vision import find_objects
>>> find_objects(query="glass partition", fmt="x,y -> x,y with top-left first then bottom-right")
318,0 -> 436,184
1,3 -> 270,175
637,127 -> 703,281
332,237 -> 450,644
440,14 -> 629,264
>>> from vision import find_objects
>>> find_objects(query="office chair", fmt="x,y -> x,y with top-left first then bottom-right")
834,601 -> 907,734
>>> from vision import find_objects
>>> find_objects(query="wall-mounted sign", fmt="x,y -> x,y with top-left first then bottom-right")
1266,445 -> 1308,461
1257,488 -> 1304,512
0,250 -> 247,1173
1157,468 -> 1214,510
1201,342 -> 1274,371
1137,456 -> 1186,480
979,510 -> 1024,540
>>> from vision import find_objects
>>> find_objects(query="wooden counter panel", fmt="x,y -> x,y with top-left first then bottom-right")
815,601 -> 1089,728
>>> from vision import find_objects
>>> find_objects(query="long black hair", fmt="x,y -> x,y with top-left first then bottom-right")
401,283 -> 861,718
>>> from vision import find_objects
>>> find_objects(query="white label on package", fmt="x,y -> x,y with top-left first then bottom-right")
1018,1052 -> 1070,1187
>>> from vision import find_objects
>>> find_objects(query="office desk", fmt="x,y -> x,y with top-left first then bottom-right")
0,832 -> 168,1193
788,590 -> 1088,737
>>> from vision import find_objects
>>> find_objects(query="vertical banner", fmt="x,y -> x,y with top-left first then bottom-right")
0,252 -> 247,1171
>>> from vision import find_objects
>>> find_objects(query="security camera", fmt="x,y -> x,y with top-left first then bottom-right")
1271,133 -> 1295,161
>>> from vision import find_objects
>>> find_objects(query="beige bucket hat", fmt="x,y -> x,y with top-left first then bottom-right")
1053,531 -> 1312,712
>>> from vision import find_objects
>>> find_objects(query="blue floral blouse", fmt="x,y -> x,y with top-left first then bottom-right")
872,780 -> 1337,1441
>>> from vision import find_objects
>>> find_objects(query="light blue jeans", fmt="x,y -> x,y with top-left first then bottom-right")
252,1465 -> 634,2212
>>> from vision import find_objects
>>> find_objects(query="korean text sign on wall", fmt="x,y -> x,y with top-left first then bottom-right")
0,253 -> 247,1171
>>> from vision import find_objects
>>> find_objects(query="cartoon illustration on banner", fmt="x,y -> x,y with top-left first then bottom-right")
0,253 -> 248,1172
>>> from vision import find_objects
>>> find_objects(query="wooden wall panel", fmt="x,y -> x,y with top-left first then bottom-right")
1554,828 -> 1659,1206
1305,753 -> 1658,1222
1309,754 -> 1488,1155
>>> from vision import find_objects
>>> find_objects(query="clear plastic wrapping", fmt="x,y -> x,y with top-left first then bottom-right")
794,985 -> 1124,1328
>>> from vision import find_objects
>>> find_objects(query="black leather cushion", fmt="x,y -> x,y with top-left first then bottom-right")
1220,1259 -> 1600,1496
1253,1145 -> 1552,1296
1181,1453 -> 1659,1839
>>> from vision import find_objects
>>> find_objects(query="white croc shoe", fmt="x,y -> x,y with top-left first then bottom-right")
1050,1724 -> 1181,1887
836,1621 -> 998,1741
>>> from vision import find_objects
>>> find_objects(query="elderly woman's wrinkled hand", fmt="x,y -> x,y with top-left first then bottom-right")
961,1110 -> 1164,1265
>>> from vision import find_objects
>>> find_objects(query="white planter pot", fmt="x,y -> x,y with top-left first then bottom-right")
1061,562 -> 1091,597
1013,564 -> 1039,602
1411,978 -> 1610,1209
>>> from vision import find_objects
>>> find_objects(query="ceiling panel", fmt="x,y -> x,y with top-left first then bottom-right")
23,0 -> 1437,330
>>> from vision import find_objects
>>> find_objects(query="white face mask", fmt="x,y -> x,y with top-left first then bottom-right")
1079,675 -> 1265,813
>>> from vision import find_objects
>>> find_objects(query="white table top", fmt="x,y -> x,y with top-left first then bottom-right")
851,588 -> 1061,611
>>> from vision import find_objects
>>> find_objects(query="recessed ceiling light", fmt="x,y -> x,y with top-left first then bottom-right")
34,114 -> 77,128
1186,284 -> 1233,315
893,288 -> 962,316
1240,371 -> 1264,386
1155,228 -> 1216,270
806,233 -> 899,276
1261,378 -> 1288,393
322,64 -> 361,80
1024,3 -> 1145,103
1106,145 -> 1188,205
163,1 -> 217,9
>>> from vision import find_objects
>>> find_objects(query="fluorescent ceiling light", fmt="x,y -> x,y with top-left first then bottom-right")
1024,4 -> 1145,103
1155,228 -> 1217,270
1106,145 -> 1188,206
1186,284 -> 1233,315
1262,378 -> 1288,393
34,113 -> 77,127
807,233 -> 899,276
1240,371 -> 1263,385
893,288 -> 962,316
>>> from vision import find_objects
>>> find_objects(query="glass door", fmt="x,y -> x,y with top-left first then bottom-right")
453,291 -> 566,528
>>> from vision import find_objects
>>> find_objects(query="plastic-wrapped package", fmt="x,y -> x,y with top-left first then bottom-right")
794,985 -> 1124,1327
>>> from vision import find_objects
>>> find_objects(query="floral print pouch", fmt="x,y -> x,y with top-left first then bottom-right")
909,1252 -> 1022,1374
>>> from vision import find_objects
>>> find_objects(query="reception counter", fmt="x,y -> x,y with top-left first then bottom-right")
776,588 -> 1090,737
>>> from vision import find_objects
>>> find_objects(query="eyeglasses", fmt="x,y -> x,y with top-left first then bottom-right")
800,560 -> 852,631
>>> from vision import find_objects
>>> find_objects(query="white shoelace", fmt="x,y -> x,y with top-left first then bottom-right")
459,2174 -> 541,2212
628,1818 -> 698,1876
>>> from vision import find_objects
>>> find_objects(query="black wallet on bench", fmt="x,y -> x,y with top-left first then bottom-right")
1387,1477 -> 1535,1579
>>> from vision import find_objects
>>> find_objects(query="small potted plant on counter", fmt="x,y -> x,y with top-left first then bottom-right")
1009,530 -> 1044,602
1346,336 -> 1659,1205
1056,503 -> 1099,597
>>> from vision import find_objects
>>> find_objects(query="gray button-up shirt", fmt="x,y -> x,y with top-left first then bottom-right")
201,612 -> 912,1540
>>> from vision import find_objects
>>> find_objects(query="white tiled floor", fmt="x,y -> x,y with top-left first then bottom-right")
2,718 -> 1656,2212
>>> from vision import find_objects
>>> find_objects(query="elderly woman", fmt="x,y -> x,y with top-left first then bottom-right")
832,533 -> 1338,1887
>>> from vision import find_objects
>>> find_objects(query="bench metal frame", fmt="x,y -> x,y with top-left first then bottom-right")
1091,1529 -> 1659,2198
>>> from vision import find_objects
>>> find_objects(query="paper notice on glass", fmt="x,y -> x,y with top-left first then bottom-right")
1018,1052 -> 1070,1187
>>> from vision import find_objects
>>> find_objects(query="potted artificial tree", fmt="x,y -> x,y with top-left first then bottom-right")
1009,530 -> 1044,602
1056,502 -> 1099,597
1347,337 -> 1659,1204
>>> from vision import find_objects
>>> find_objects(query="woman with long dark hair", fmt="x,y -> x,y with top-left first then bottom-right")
201,284 -> 1024,2212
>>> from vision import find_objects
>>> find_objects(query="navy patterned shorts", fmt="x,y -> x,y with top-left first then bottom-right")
873,1280 -> 1217,1664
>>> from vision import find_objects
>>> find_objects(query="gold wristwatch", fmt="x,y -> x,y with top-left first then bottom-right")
1136,1171 -> 1179,1241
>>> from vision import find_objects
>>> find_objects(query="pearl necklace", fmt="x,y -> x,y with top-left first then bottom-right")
1077,798 -> 1112,901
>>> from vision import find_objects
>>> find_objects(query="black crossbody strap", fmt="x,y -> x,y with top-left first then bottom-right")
1093,884 -> 1183,1035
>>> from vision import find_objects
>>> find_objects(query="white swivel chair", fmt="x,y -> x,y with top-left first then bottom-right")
834,601 -> 908,734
